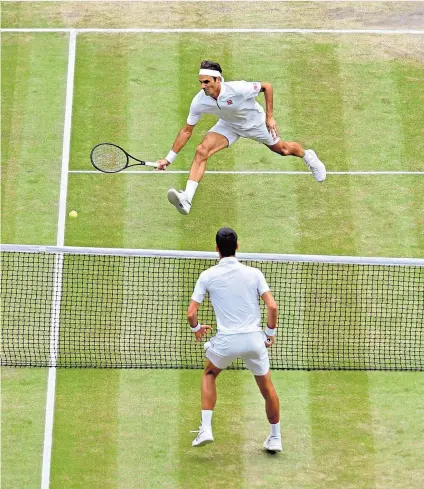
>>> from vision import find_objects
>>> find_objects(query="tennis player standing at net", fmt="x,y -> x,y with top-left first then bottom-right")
157,60 -> 326,215
187,228 -> 282,452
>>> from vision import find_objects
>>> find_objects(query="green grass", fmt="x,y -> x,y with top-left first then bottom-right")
1,33 -> 69,244
1,368 -> 47,489
65,173 -> 424,257
47,371 -> 424,489
1,18 -> 424,489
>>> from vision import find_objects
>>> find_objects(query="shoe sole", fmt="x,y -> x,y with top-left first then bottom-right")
167,189 -> 189,215
192,438 -> 214,447
309,162 -> 326,183
264,445 -> 283,452
314,170 -> 326,183
263,439 -> 283,452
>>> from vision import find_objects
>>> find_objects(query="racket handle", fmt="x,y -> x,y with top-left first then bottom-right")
145,161 -> 158,168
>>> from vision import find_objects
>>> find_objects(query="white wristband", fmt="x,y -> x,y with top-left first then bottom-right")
191,323 -> 201,333
265,326 -> 276,337
165,150 -> 178,164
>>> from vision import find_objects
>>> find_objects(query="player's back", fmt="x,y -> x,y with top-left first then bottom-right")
200,257 -> 269,334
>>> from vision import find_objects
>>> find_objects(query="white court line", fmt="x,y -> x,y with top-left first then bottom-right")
69,170 -> 424,175
41,29 -> 76,489
2,27 -> 424,34
7,0 -> 423,3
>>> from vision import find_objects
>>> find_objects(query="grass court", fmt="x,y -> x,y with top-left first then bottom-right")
1,2 -> 424,488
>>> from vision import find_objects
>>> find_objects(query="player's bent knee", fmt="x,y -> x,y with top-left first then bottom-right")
195,144 -> 210,160
204,369 -> 220,381
277,144 -> 291,156
204,360 -> 221,377
268,142 -> 290,156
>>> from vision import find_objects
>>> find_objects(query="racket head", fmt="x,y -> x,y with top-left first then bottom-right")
90,143 -> 130,173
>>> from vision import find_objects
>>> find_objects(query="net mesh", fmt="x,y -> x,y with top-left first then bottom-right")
1,248 -> 423,370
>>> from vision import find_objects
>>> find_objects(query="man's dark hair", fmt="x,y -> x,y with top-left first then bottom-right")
216,227 -> 238,257
200,60 -> 222,75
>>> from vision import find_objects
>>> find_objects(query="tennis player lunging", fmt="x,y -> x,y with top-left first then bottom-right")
187,228 -> 282,452
157,60 -> 326,215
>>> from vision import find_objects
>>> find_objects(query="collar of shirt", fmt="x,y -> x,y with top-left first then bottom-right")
218,256 -> 239,266
212,82 -> 227,103
217,82 -> 227,99
199,82 -> 227,104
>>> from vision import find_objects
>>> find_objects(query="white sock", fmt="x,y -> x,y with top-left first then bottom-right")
303,149 -> 311,162
270,421 -> 280,437
185,180 -> 198,202
201,410 -> 213,429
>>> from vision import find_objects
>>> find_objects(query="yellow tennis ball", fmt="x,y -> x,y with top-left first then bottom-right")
69,210 -> 78,219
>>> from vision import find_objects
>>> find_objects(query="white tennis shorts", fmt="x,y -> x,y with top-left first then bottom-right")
205,331 -> 270,376
208,116 -> 280,146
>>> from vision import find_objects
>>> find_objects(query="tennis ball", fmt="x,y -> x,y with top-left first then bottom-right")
69,210 -> 78,219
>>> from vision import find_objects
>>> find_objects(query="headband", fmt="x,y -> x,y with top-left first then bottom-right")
199,69 -> 224,81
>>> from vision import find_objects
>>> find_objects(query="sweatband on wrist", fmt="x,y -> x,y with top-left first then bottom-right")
265,326 -> 276,337
191,323 -> 201,333
165,150 -> 178,164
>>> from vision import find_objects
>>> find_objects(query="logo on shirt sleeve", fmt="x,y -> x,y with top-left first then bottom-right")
253,83 -> 258,91
227,99 -> 233,105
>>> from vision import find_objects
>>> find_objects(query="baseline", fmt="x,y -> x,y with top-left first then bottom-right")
2,28 -> 424,35
69,170 -> 424,175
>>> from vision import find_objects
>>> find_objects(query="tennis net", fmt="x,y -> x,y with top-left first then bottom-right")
1,244 -> 423,370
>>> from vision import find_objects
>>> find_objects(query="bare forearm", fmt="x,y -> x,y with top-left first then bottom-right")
157,125 -> 194,169
187,301 -> 199,327
187,311 -> 198,328
172,127 -> 193,153
262,291 -> 278,330
187,301 -> 212,340
261,82 -> 274,118
267,305 -> 278,329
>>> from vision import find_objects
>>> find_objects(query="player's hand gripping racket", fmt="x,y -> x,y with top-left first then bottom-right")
90,143 -> 158,173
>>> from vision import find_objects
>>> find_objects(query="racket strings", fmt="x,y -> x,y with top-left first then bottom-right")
91,144 -> 128,172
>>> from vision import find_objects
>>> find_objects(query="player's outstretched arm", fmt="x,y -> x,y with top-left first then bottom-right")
157,123 -> 196,170
261,291 -> 278,347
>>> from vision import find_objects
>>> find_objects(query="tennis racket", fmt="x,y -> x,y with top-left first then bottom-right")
90,143 -> 158,173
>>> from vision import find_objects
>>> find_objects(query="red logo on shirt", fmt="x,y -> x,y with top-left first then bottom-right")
227,100 -> 233,105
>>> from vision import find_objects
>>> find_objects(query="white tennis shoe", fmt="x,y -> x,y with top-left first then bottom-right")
304,149 -> 326,182
263,435 -> 283,452
167,189 -> 192,215
191,425 -> 214,447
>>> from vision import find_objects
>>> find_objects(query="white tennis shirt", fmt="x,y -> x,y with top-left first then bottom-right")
191,256 -> 270,334
187,81 -> 264,130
